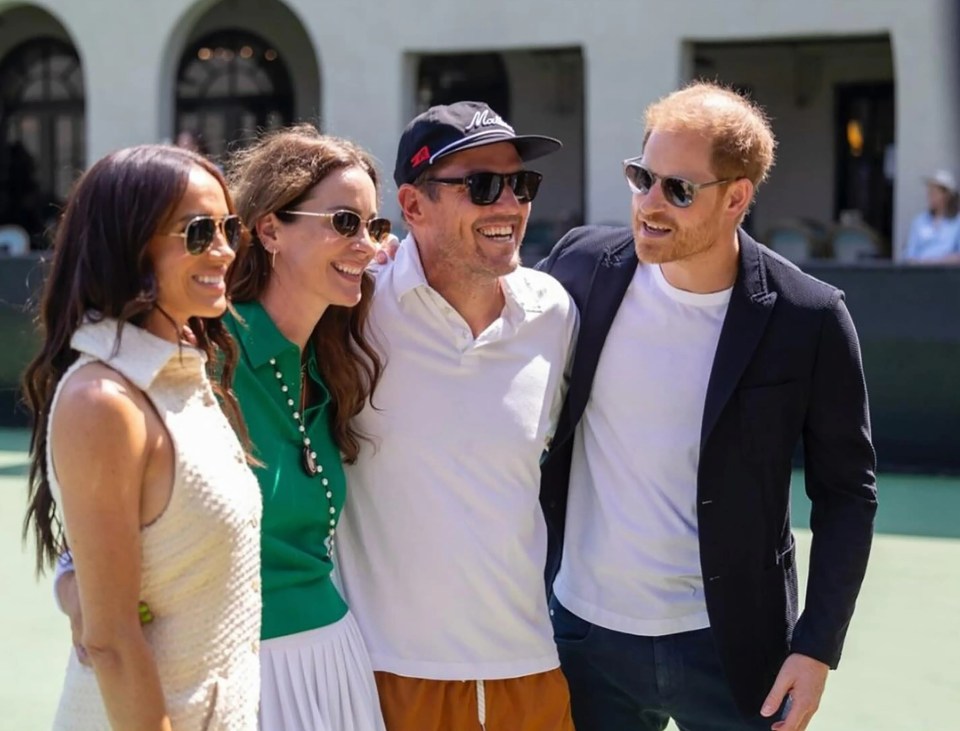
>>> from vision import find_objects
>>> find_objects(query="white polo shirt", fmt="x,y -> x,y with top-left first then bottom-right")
336,235 -> 578,680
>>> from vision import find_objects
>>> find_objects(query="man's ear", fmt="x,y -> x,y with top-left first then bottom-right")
398,184 -> 426,225
725,178 -> 755,221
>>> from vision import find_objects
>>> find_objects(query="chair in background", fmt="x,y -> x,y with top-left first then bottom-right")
764,219 -> 825,264
829,223 -> 884,262
0,225 -> 30,256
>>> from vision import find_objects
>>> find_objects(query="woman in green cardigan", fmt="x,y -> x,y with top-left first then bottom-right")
223,125 -> 389,730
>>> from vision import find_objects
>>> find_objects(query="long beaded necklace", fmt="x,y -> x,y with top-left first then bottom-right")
269,356 -> 337,550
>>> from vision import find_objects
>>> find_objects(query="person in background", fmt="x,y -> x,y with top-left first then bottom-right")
903,169 -> 960,263
24,144 -> 262,730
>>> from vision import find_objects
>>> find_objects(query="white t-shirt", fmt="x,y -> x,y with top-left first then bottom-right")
336,235 -> 578,680
554,262 -> 730,636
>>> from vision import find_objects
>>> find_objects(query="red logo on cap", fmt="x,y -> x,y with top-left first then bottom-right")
411,146 -> 430,167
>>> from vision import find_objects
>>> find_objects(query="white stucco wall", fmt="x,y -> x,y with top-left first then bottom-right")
1,0 -> 956,255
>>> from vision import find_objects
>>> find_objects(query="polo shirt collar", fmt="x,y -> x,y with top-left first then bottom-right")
392,234 -> 430,302
392,233 -> 543,319
230,300 -> 330,408
230,300 -> 297,369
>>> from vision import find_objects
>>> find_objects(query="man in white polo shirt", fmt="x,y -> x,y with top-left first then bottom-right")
335,102 -> 578,731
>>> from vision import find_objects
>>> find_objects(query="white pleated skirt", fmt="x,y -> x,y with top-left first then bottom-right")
259,612 -> 387,731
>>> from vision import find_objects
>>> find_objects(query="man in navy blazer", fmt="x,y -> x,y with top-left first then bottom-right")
538,83 -> 877,731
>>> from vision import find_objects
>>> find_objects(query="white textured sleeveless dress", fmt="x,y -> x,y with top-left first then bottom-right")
46,318 -> 263,730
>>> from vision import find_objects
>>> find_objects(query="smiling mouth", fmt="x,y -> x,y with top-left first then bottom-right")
194,274 -> 225,286
641,221 -> 673,236
477,224 -> 516,242
332,262 -> 364,277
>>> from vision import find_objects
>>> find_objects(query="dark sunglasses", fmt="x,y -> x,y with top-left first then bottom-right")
165,214 -> 244,255
423,170 -> 543,206
280,209 -> 392,243
623,159 -> 734,208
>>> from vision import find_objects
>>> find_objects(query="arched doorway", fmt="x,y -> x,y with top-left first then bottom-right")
176,29 -> 294,160
0,37 -> 84,250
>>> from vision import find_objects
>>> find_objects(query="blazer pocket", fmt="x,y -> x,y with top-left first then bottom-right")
738,380 -> 806,460
762,539 -> 800,662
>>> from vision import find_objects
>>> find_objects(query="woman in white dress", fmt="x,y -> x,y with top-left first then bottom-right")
23,144 -> 263,730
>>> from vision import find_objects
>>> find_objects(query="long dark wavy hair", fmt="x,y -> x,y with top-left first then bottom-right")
22,144 -> 248,573
226,125 -> 383,463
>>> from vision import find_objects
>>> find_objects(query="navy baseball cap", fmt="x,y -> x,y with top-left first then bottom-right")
394,101 -> 562,187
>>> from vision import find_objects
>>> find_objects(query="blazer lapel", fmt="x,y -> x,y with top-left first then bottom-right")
700,231 -> 777,450
560,239 -> 638,444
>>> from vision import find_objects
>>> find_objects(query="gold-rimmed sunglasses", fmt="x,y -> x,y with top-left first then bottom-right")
162,214 -> 244,255
280,209 -> 392,243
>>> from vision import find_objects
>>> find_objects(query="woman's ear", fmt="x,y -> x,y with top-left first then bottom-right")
256,214 -> 280,249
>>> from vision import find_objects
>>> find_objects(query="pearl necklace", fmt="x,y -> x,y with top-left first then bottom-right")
269,357 -> 337,548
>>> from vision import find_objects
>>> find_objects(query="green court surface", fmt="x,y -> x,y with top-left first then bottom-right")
1,427 -> 958,730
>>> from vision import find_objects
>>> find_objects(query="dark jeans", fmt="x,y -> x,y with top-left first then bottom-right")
550,596 -> 784,731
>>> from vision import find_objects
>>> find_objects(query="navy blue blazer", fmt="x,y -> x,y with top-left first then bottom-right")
537,226 -> 877,716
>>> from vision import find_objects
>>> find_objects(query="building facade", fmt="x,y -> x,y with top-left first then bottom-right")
0,0 -> 958,256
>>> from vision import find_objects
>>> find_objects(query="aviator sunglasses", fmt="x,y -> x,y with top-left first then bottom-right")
623,158 -> 735,208
279,209 -> 393,243
164,214 -> 244,255
422,170 -> 543,206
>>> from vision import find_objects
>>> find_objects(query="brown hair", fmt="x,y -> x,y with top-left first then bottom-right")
930,188 -> 960,218
644,81 -> 777,190
226,124 -> 383,463
22,144 -> 248,573
947,193 -> 960,218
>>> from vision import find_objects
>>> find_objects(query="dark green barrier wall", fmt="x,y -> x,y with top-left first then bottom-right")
0,255 -> 45,424
0,256 -> 956,472
804,263 -> 960,473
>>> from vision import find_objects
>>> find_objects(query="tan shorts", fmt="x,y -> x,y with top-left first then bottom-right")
374,667 -> 575,731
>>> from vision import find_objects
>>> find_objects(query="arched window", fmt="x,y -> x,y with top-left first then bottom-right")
176,30 -> 294,159
0,38 -> 85,249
